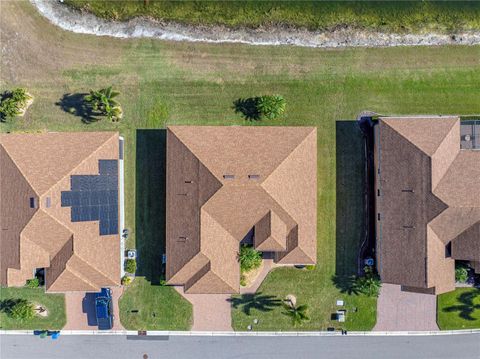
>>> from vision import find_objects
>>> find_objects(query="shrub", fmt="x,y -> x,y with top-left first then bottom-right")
84,86 -> 123,122
0,88 -> 32,121
238,245 -> 262,273
256,95 -> 286,120
354,266 -> 381,297
25,278 -> 40,288
121,275 -> 132,286
305,265 -> 316,271
455,264 -> 469,283
10,299 -> 35,320
159,279 -> 167,286
240,273 -> 247,287
125,259 -> 137,274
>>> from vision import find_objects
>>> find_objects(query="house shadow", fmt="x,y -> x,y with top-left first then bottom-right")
56,93 -> 100,124
332,121 -> 366,290
82,293 -> 98,326
135,129 -> 167,285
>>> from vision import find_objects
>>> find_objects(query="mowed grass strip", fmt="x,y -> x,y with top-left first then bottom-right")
64,1 -> 480,33
2,1 -> 480,331
437,288 -> 480,330
0,287 -> 66,330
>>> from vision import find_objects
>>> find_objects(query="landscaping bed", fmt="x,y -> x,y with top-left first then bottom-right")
0,287 -> 66,330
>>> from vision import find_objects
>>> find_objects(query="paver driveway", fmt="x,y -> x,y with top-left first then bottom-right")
63,287 -> 124,330
175,287 -> 232,331
374,283 -> 439,331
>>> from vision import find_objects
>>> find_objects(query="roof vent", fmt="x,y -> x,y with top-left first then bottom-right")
45,197 -> 51,208
401,189 -> 415,193
185,180 -> 193,184
248,175 -> 260,180
223,174 -> 235,180
177,236 -> 188,242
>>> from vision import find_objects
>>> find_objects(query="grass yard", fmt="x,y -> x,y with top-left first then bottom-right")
64,1 -> 480,33
2,1 -> 480,331
437,288 -> 480,330
119,129 -> 192,330
0,287 -> 66,330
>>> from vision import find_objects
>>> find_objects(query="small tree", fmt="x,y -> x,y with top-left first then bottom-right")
125,259 -> 137,274
256,95 -> 286,120
355,266 -> 381,297
238,245 -> 262,273
10,299 -> 35,320
84,86 -> 123,122
0,88 -> 33,122
283,303 -> 310,326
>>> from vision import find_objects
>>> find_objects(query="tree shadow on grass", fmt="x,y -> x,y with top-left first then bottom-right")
228,292 -> 282,316
56,93 -> 101,124
0,299 -> 26,315
443,290 -> 480,321
331,275 -> 361,295
233,97 -> 261,121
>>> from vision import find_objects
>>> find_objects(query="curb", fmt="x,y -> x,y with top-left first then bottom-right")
1,329 -> 479,337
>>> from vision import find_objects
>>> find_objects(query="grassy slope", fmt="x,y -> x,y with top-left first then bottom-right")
64,1 -> 480,33
2,1 -> 480,330
437,288 -> 480,330
0,288 -> 66,330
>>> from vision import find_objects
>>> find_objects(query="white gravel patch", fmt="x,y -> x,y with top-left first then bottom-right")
32,0 -> 480,48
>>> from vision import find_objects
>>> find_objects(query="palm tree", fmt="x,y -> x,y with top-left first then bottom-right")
283,303 -> 309,326
84,86 -> 122,121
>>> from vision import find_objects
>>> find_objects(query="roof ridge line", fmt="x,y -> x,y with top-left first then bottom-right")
40,132 -> 118,197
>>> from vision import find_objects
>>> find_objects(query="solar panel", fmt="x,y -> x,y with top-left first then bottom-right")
61,159 -> 119,236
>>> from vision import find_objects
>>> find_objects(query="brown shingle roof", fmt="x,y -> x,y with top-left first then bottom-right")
375,116 -> 480,294
0,132 -> 121,292
166,126 -> 317,294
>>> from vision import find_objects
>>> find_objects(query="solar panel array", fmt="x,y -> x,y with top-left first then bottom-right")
61,159 -> 119,236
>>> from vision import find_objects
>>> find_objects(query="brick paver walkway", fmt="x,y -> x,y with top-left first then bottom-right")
374,283 -> 438,331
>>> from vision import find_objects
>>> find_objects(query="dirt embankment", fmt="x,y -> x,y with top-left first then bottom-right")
32,0 -> 480,48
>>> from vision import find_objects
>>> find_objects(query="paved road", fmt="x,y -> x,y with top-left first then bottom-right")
1,334 -> 479,359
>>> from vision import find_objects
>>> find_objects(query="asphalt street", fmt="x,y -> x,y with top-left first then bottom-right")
1,334 -> 479,359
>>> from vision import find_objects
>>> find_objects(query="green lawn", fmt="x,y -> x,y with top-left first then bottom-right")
437,288 -> 480,330
64,1 -> 480,33
0,287 -> 66,330
119,129 -> 193,330
119,278 -> 192,330
2,0 -> 480,331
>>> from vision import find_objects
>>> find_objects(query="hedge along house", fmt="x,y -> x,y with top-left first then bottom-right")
166,126 -> 317,294
0,132 -> 125,292
374,116 -> 480,295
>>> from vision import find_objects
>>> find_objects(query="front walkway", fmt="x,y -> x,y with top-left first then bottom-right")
175,287 -> 232,331
374,283 -> 438,331
63,287 -> 124,330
